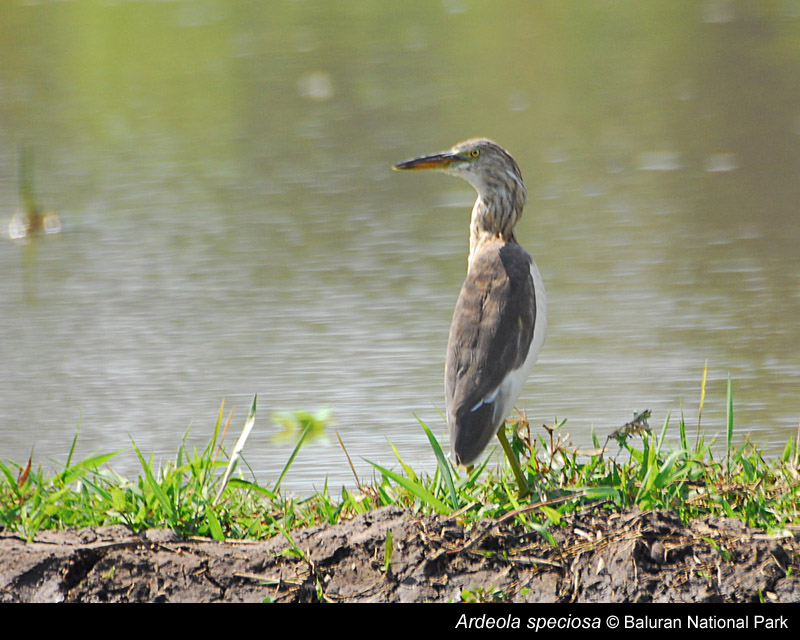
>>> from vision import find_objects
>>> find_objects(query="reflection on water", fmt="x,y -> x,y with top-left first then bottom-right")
6,148 -> 62,242
1,1 -> 799,493
8,210 -> 61,241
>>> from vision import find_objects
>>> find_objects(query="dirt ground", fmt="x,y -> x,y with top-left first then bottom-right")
1,506 -> 798,602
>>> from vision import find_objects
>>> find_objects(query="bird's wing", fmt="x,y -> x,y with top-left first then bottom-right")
445,242 -> 537,464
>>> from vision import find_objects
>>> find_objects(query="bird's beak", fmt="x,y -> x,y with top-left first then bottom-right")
393,151 -> 459,171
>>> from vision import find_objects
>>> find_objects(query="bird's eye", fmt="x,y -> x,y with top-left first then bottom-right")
469,149 -> 480,158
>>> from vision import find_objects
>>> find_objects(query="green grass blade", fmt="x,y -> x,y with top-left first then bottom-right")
383,529 -> 393,572
274,420 -> 313,493
386,438 -> 418,482
206,508 -> 224,541
228,478 -> 279,500
55,451 -> 121,485
64,428 -> 79,472
696,360 -> 708,449
679,409 -> 688,454
364,459 -> 451,514
416,416 -> 459,509
656,411 -> 670,455
214,395 -> 257,505
132,440 -> 178,524
726,374 -> 734,476
0,460 -> 22,500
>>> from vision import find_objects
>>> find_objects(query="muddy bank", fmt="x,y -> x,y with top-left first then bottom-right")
1,506 -> 798,602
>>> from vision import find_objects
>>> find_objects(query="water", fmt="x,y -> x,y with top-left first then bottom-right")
1,1 -> 799,493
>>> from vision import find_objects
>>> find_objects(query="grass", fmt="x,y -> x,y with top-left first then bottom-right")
1,372 -> 798,542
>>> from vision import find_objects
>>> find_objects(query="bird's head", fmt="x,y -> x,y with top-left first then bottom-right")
393,138 -> 524,199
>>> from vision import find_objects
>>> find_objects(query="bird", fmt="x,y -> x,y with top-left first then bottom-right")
394,138 -> 546,495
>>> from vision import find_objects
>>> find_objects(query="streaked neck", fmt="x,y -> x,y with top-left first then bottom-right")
468,187 -> 525,267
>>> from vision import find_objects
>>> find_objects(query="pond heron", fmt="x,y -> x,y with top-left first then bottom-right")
394,138 -> 546,496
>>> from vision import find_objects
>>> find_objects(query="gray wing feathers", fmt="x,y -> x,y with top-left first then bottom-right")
446,242 -> 537,464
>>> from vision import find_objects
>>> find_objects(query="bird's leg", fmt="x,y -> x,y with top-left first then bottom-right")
461,464 -> 476,486
496,426 -> 530,498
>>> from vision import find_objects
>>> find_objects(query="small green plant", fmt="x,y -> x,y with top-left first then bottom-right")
383,529 -> 394,574
461,586 -> 508,602
271,408 -> 332,445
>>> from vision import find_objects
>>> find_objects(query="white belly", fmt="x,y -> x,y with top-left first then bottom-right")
494,258 -> 547,422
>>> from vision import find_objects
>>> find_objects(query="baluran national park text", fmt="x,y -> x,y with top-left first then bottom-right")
456,614 -> 789,630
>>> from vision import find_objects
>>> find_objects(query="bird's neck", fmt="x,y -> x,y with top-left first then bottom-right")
467,190 -> 525,266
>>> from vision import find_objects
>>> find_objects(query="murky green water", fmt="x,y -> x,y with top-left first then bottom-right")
2,1 -> 799,491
